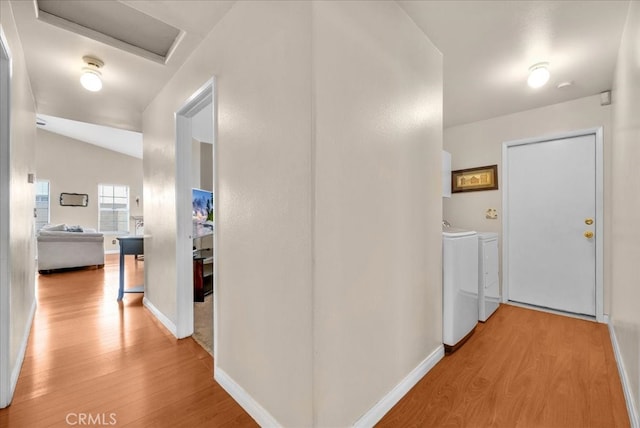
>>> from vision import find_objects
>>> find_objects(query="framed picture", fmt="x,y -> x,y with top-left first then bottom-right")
59,192 -> 89,207
452,165 -> 498,193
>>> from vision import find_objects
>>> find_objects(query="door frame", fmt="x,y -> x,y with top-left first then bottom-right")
174,78 -> 217,356
501,127 -> 604,322
0,25 -> 12,408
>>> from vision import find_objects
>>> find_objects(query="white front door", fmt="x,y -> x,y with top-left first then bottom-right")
504,131 -> 601,316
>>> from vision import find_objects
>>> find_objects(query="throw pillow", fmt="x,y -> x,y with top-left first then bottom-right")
42,223 -> 66,231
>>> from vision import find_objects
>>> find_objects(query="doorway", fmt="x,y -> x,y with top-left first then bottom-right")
0,26 -> 12,407
502,128 -> 603,321
174,79 -> 216,359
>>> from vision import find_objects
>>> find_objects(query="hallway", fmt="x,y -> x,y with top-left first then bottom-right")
0,254 -> 631,427
0,255 -> 255,427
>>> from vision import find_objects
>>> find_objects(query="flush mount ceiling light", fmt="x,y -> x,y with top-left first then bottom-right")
80,56 -> 104,92
527,62 -> 550,89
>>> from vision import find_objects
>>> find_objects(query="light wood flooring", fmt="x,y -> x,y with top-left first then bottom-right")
0,256 -> 630,427
378,304 -> 629,428
0,255 -> 256,427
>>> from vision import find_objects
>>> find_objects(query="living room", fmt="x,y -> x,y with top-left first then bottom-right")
35,122 -> 143,254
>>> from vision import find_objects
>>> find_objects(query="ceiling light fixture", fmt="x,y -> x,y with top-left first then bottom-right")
527,62 -> 550,89
80,56 -> 104,92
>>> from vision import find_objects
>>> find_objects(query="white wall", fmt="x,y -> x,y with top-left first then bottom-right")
191,140 -> 213,192
0,1 -> 37,407
143,1 -> 442,426
36,129 -> 143,252
610,1 -> 640,423
443,94 -> 612,312
312,1 -> 442,425
143,1 -> 313,426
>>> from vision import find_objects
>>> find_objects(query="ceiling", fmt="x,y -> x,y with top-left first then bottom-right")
398,0 -> 630,127
36,114 -> 142,158
9,0 -> 632,150
10,0 -> 235,132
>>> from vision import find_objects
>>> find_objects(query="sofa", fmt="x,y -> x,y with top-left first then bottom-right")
37,224 -> 105,274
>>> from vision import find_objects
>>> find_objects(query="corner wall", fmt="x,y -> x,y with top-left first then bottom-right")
142,1 -> 443,426
443,94 -> 612,313
312,1 -> 443,425
610,1 -> 640,424
0,0 -> 37,407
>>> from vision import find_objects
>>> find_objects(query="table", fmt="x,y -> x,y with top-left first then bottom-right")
117,236 -> 144,301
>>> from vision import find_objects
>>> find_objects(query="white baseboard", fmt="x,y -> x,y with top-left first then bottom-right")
142,297 -> 177,337
608,322 -> 639,428
104,250 -> 119,255
353,345 -> 445,428
215,366 -> 281,427
10,299 -> 36,397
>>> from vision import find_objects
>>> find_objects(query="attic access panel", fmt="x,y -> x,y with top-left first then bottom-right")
36,0 -> 182,63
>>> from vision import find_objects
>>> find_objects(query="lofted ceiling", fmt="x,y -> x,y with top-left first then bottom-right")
9,0 -> 632,148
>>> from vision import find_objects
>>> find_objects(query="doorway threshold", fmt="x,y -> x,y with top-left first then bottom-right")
505,301 -> 597,323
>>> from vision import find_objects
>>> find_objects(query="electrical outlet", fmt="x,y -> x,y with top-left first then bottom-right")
485,208 -> 498,219
112,239 -> 117,245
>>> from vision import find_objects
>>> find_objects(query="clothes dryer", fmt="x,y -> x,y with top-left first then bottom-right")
477,232 -> 500,322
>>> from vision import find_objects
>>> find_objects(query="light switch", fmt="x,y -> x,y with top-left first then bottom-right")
485,208 -> 497,219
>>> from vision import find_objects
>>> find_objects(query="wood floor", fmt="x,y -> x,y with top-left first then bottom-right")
0,256 -> 630,427
0,255 -> 256,427
378,304 -> 630,428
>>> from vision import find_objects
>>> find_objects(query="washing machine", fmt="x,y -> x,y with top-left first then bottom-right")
442,227 -> 479,353
477,232 -> 500,322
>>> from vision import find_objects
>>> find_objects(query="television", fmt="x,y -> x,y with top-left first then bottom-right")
192,188 -> 214,238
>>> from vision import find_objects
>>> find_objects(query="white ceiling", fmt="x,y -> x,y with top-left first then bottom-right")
36,114 -> 142,159
10,0 -> 235,132
192,103 -> 214,144
398,0 -> 630,127
9,0 -> 632,150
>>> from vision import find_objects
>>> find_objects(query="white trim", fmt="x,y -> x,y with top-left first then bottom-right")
142,297 -> 177,337
211,80 -> 219,364
501,142 -> 509,305
603,314 -> 610,325
214,367 -> 282,427
104,249 -> 120,255
502,127 -> 604,322
174,113 -> 194,339
594,127 -> 604,322
0,24 -> 13,409
9,300 -> 36,398
353,345 -> 445,428
608,322 -> 639,428
174,78 -> 214,340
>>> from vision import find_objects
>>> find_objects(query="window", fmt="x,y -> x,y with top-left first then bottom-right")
35,180 -> 50,232
98,184 -> 129,233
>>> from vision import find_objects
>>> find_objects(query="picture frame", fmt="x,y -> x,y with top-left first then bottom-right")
451,164 -> 498,193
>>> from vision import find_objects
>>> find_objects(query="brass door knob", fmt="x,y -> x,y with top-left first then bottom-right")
585,218 -> 594,225
584,231 -> 594,239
